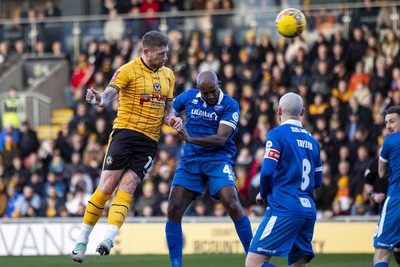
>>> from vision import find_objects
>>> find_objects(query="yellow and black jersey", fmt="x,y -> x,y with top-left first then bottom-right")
108,57 -> 175,141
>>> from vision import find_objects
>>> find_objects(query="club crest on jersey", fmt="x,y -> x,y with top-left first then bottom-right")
106,156 -> 113,165
153,83 -> 161,92
232,112 -> 239,122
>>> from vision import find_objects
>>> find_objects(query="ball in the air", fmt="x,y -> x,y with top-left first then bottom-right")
275,8 -> 306,38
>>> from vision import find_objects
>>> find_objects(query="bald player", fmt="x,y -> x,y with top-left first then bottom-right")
246,92 -> 322,267
165,70 -> 253,267
71,30 -> 182,263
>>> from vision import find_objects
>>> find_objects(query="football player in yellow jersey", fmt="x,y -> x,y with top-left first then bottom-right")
71,30 -> 182,263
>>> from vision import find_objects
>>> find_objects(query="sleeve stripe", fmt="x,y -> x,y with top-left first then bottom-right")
108,85 -> 120,92
315,166 -> 323,172
379,156 -> 388,163
220,120 -> 236,129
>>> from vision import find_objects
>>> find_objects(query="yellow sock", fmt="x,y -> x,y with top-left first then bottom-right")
108,190 -> 133,228
83,188 -> 111,226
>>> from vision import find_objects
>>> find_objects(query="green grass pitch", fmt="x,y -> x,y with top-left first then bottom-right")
1,253 -> 398,267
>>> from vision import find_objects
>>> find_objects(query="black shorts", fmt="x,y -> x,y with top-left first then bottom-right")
103,129 -> 158,180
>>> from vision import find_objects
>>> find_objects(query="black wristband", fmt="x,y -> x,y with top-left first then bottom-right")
369,190 -> 375,197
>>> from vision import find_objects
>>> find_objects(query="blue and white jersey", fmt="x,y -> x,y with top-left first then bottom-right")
379,132 -> 400,197
260,119 -> 322,219
173,88 -> 239,165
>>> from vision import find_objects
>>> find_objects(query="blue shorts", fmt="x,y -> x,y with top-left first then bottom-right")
249,209 -> 315,266
374,196 -> 400,250
171,159 -> 236,198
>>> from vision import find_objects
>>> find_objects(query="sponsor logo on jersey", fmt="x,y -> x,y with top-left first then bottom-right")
376,242 -> 391,247
299,197 -> 311,208
140,94 -> 151,105
151,94 -> 166,108
190,109 -> 218,120
256,247 -> 276,254
140,93 -> 167,106
153,82 -> 161,92
214,104 -> 223,111
152,94 -> 166,102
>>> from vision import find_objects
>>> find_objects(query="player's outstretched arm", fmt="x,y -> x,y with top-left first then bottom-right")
86,86 -> 118,107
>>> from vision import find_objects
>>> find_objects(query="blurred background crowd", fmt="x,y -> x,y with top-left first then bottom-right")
0,0 -> 399,220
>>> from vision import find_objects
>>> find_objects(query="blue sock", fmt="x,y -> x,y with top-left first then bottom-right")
374,262 -> 388,267
166,222 -> 183,267
233,215 -> 253,254
262,263 -> 277,267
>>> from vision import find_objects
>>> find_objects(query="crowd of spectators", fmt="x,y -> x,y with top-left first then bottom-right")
0,0 -> 400,220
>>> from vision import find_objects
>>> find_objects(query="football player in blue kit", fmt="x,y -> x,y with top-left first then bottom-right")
374,106 -> 400,267
246,92 -> 322,267
165,71 -> 253,267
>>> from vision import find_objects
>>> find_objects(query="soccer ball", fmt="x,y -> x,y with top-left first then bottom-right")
275,8 -> 306,38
